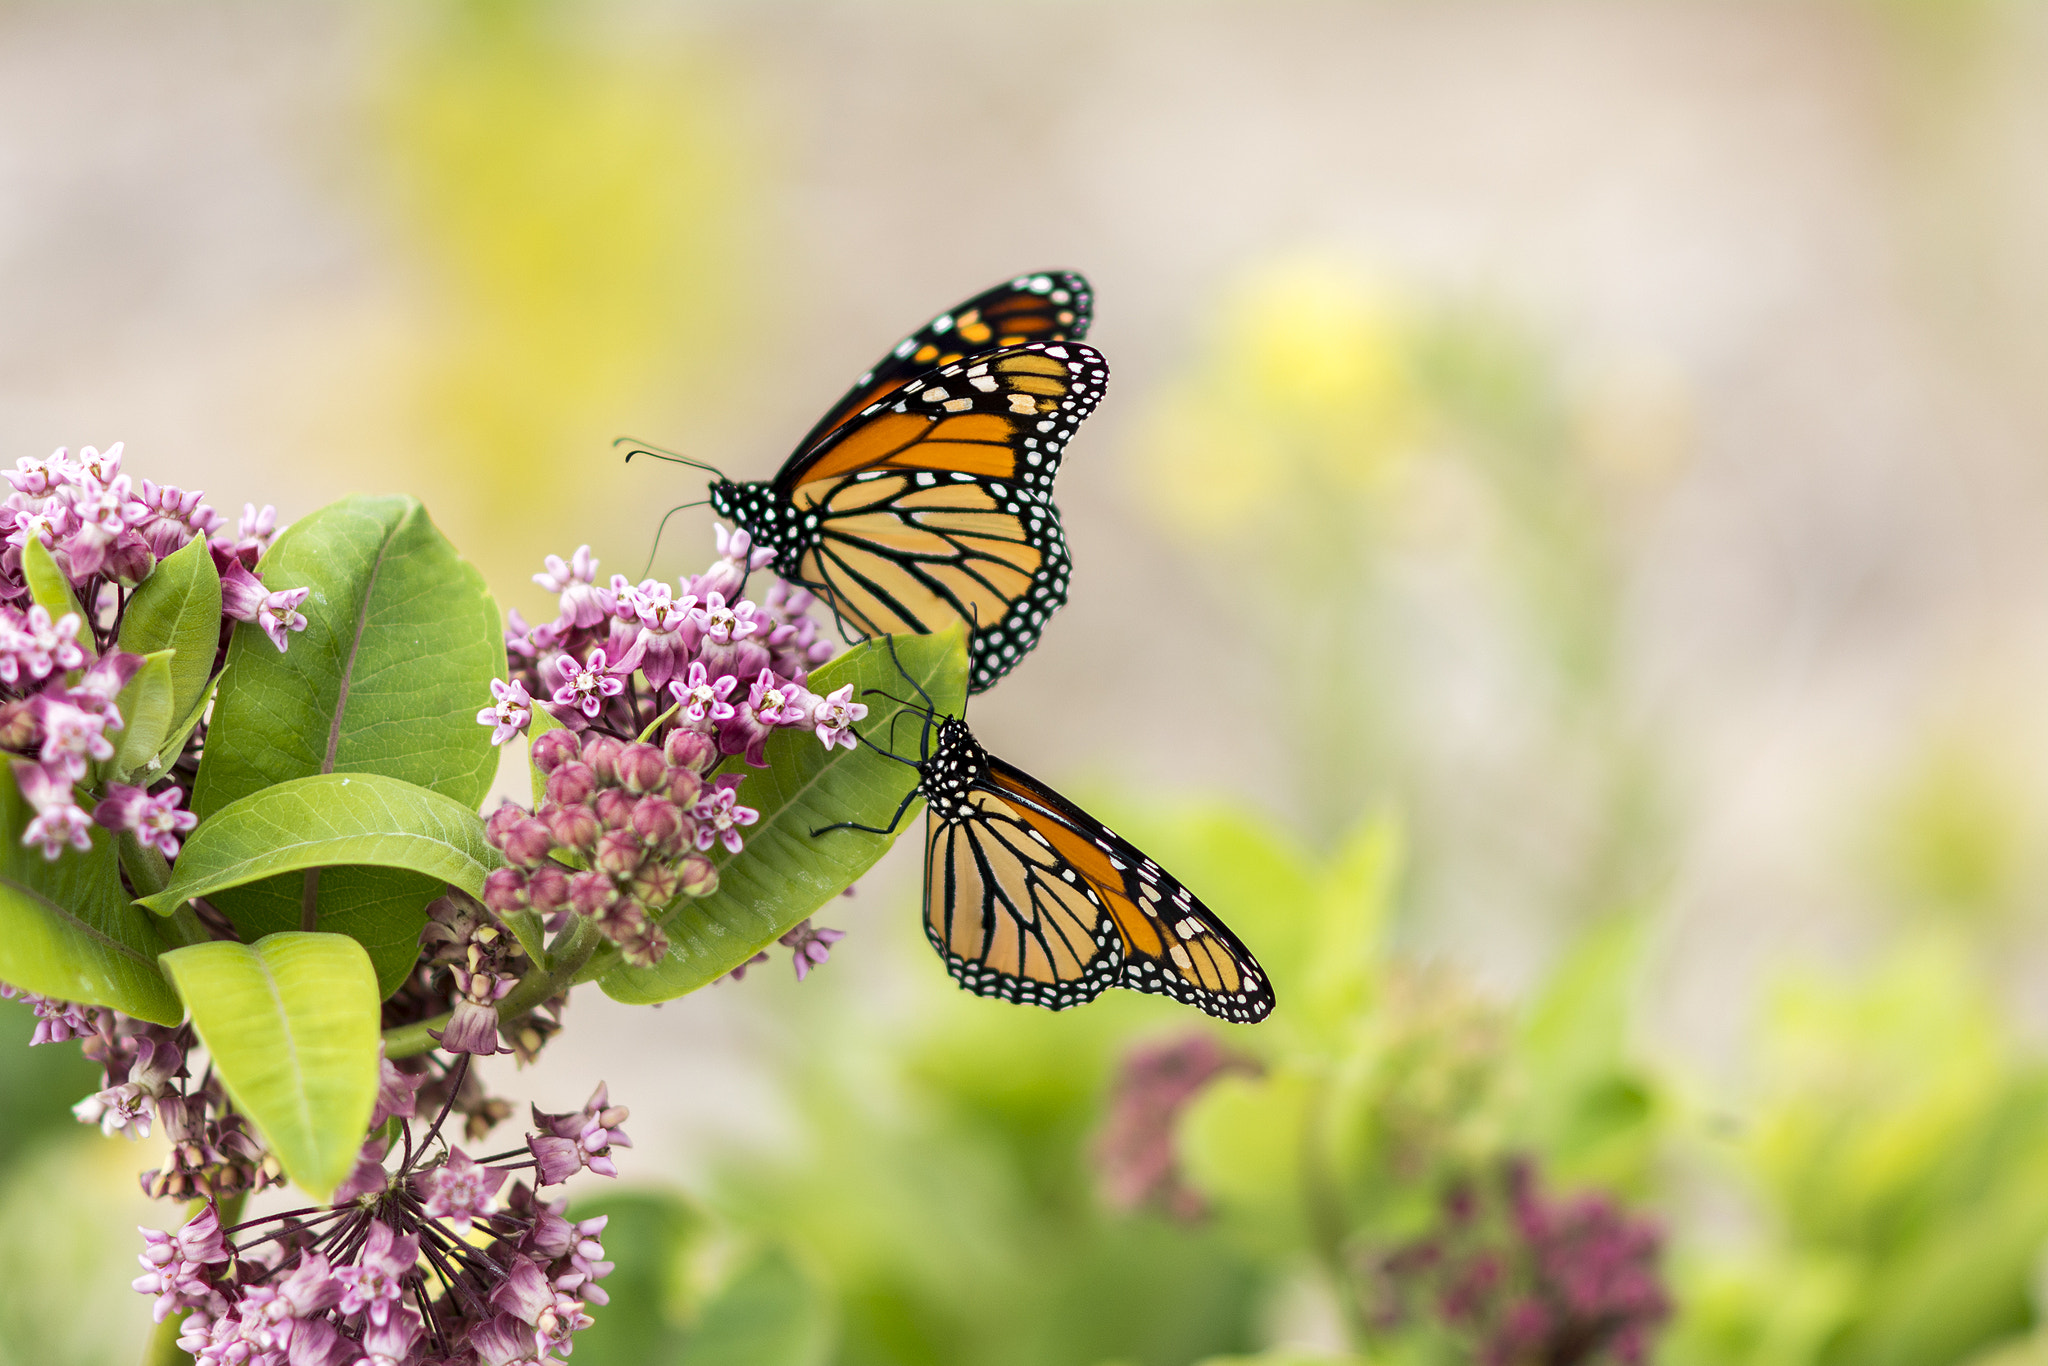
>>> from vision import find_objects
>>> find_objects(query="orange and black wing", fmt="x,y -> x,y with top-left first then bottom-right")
790,271 -> 1092,458
927,758 -> 1275,1023
783,342 -> 1107,692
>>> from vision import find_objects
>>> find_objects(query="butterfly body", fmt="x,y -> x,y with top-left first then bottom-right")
708,273 -> 1102,693
828,655 -> 1275,1023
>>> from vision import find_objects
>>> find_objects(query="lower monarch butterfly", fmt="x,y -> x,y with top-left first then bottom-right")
632,272 -> 1103,695
814,637 -> 1275,1023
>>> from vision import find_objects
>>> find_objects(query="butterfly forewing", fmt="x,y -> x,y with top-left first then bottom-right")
781,341 -> 1103,691
980,761 -> 1274,1023
792,271 -> 1092,456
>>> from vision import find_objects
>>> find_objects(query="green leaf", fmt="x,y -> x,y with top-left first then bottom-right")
20,537 -> 83,622
676,1248 -> 830,1366
159,932 -> 379,1202
0,766 -> 181,1025
189,496 -> 505,989
109,650 -> 178,783
137,772 -> 503,995
118,535 -> 223,725
599,627 -> 967,1005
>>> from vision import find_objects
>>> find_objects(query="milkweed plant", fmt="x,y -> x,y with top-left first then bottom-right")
0,443 -> 968,1366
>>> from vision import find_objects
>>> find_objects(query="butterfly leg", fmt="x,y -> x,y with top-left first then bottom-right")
811,782 -> 921,839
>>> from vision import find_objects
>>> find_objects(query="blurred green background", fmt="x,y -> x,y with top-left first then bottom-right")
11,1 -> 2048,1362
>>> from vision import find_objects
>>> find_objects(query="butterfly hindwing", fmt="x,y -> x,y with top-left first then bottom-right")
915,747 -> 1274,1023
792,271 -> 1093,456
922,785 -> 1123,1011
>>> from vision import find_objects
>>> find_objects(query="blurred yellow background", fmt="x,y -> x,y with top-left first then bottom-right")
11,1 -> 2048,1361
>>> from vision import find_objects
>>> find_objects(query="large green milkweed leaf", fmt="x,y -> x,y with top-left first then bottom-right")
190,496 -> 505,994
139,773 -> 502,994
159,933 -> 379,1203
117,534 -> 223,728
0,768 -> 181,1025
600,628 -> 967,1005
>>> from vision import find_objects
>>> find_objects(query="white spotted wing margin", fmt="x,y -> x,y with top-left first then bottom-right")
919,740 -> 1276,1024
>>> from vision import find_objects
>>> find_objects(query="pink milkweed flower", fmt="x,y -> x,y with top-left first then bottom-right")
627,581 -> 701,689
811,684 -> 867,751
692,774 -> 758,854
35,696 -> 117,772
14,759 -> 93,859
534,545 -> 609,630
697,591 -> 760,648
780,918 -> 845,982
5,449 -> 76,500
11,604 -> 86,682
551,647 -> 633,720
669,661 -> 738,728
218,561 -> 311,652
477,678 -> 533,746
72,443 -> 125,487
93,783 -> 198,859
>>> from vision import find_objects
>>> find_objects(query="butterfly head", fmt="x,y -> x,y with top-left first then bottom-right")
707,479 -> 795,553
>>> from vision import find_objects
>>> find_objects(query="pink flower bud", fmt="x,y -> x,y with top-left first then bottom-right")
677,855 -> 719,897
591,787 -> 635,831
581,734 -> 623,786
631,862 -> 680,907
663,728 -> 716,774
594,829 -> 641,878
526,864 -> 570,912
546,761 -> 597,807
484,802 -> 530,848
481,868 -> 530,914
544,802 -> 600,853
530,729 -> 580,773
501,817 -> 556,869
567,870 -> 619,918
630,796 -> 686,854
666,768 -> 703,808
617,742 -> 667,794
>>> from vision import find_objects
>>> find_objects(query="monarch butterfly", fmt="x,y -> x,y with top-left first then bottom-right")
816,637 -> 1275,1023
700,272 -> 1104,694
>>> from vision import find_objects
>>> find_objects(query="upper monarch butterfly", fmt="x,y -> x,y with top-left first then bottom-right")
815,636 -> 1276,1024
692,271 -> 1104,695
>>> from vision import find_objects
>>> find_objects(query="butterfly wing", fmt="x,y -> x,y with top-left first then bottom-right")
937,758 -> 1276,1023
791,271 -> 1092,457
924,785 -> 1125,1011
783,342 -> 1107,692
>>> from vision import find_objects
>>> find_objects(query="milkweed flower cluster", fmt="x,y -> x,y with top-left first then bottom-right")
481,727 -> 729,969
479,530 -> 867,972
1368,1158 -> 1671,1366
1095,1034 -> 1261,1222
134,1060 -> 627,1366
0,445 -> 302,861
482,529 -> 850,766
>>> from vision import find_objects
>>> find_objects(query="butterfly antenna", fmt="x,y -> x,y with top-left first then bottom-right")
640,500 -> 709,581
883,632 -> 936,716
614,436 -> 728,481
881,633 -> 939,759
